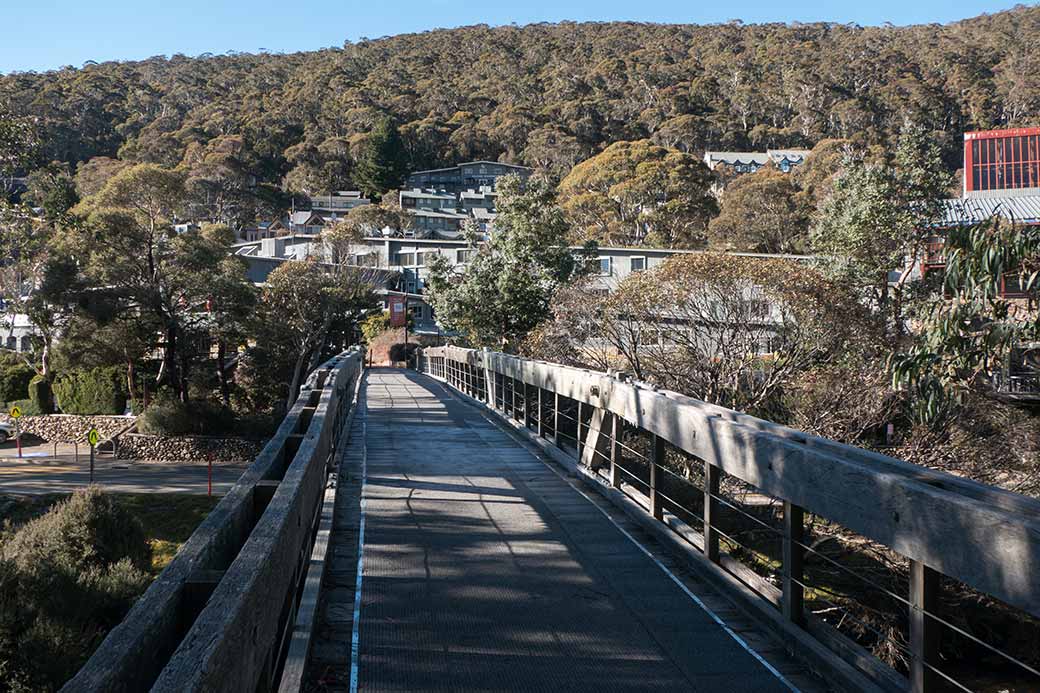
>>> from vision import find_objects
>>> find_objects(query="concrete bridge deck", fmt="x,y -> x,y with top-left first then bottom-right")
306,368 -> 827,692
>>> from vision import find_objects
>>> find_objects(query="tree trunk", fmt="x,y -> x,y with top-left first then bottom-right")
126,358 -> 137,405
217,340 -> 231,407
157,323 -> 183,401
286,346 -> 312,410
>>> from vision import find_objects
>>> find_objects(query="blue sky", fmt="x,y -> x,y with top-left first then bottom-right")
0,0 -> 1025,74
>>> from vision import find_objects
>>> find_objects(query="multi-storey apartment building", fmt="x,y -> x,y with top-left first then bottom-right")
404,161 -> 531,193
400,161 -> 533,236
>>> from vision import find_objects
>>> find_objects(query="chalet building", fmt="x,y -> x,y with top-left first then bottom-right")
702,149 -> 810,196
703,149 -> 809,175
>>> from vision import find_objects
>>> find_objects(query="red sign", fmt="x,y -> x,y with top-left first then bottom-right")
389,295 -> 407,327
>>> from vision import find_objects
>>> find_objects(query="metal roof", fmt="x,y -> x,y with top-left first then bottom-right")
940,195 -> 1040,226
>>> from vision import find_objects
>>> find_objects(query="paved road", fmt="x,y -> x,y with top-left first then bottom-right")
0,455 -> 245,495
305,368 -> 826,692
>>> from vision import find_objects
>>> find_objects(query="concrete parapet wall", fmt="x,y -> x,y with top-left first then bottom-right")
62,347 -> 365,693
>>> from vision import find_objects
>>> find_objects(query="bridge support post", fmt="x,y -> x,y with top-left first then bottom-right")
650,434 -> 665,521
909,560 -> 940,693
577,401 -> 584,460
536,388 -> 543,437
703,461 -> 720,563
782,501 -> 805,626
510,377 -> 517,419
524,384 -> 533,429
610,415 -> 622,489
553,392 -> 561,448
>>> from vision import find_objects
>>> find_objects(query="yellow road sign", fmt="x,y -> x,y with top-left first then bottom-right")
9,406 -> 21,419
87,428 -> 100,447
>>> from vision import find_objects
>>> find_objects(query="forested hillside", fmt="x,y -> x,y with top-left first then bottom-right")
3,7 -> 1040,196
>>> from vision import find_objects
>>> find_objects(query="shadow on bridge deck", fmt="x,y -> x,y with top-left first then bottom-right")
305,368 -> 826,693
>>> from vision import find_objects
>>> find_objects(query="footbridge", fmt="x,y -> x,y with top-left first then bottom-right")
64,348 -> 1040,693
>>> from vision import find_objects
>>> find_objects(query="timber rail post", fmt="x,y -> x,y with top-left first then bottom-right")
419,345 -> 1040,693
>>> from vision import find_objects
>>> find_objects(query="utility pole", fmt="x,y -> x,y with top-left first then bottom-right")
402,295 -> 409,367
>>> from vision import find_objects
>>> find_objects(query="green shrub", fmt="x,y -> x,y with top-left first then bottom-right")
4,487 -> 149,574
0,488 -> 151,689
388,342 -> 419,364
28,376 -> 54,415
0,358 -> 33,405
138,398 -> 235,437
6,399 -> 42,417
53,367 -> 127,415
137,398 -> 195,436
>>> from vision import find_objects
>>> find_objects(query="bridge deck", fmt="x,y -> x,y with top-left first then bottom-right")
306,368 -> 826,692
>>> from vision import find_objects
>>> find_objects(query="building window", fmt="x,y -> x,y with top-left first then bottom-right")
630,257 -> 646,272
457,249 -> 475,262
4,336 -> 14,350
394,252 -> 415,266
969,132 -> 1040,192
415,252 -> 425,266
597,257 -> 612,276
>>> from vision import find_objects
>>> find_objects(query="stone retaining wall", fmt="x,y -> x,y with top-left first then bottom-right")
0,414 -> 134,443
115,433 -> 265,463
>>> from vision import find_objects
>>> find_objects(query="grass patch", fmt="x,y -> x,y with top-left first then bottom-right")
0,491 -> 220,574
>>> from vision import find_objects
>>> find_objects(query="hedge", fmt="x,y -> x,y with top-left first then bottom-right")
53,367 -> 128,415
0,358 -> 34,405
28,375 -> 54,415
138,398 -> 235,437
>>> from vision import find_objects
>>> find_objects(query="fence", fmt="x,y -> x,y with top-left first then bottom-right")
419,345 -> 1040,693
63,347 -> 365,693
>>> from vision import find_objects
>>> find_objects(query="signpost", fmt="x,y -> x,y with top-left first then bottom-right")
86,428 -> 100,484
9,406 -> 21,459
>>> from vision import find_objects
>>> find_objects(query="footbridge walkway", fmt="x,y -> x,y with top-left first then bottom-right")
63,348 -> 1040,693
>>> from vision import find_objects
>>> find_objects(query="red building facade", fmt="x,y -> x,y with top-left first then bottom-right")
964,127 -> 1040,194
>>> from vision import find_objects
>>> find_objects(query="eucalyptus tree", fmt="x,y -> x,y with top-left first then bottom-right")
425,175 -> 591,350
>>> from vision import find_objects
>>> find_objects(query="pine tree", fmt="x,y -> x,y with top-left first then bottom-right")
354,118 -> 408,199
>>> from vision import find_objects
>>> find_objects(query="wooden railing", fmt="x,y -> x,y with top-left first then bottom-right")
419,346 -> 1040,693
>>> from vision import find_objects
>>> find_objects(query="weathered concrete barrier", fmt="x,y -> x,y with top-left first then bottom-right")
62,347 -> 364,693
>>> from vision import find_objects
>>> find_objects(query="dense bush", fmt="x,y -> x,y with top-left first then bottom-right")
0,356 -> 33,406
138,398 -> 235,437
53,367 -> 127,415
388,342 -> 419,364
28,376 -> 54,415
0,488 -> 151,691
5,399 -> 42,417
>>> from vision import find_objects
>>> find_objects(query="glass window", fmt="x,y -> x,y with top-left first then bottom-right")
631,257 -> 646,272
415,252 -> 425,266
395,252 -> 415,266
598,257 -> 612,276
